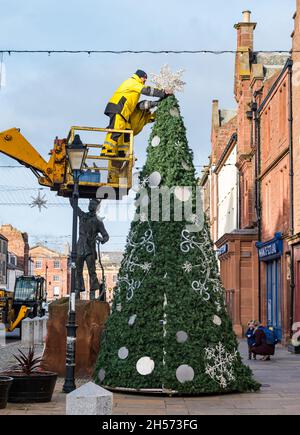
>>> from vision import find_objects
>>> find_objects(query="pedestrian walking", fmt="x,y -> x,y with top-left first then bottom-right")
245,320 -> 257,360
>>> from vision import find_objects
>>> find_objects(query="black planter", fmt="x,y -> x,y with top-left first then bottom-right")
5,372 -> 57,403
0,376 -> 13,409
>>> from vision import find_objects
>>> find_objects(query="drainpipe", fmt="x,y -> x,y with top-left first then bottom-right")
252,98 -> 262,322
288,59 -> 295,335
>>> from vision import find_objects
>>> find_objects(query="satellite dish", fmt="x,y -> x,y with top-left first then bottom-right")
148,171 -> 162,188
174,186 -> 191,202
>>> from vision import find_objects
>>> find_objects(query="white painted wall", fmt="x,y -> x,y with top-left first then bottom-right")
217,145 -> 238,240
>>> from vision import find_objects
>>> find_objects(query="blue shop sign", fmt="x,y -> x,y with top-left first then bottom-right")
218,244 -> 228,257
256,233 -> 283,261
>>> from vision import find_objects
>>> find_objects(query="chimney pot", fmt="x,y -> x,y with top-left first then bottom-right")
243,10 -> 251,23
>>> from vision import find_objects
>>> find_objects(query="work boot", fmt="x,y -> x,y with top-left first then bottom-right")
118,144 -> 129,158
101,142 -> 118,157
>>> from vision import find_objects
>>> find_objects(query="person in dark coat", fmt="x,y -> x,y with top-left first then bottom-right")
245,321 -> 257,360
251,324 -> 275,361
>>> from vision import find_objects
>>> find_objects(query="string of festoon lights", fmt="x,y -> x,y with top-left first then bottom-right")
0,49 -> 294,55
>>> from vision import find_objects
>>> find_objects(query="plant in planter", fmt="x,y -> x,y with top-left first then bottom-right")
0,376 -> 13,409
2,347 -> 57,403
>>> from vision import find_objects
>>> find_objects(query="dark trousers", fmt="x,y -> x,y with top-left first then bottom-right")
76,254 -> 99,295
248,345 -> 256,360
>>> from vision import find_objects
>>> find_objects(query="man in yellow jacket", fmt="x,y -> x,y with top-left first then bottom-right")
102,70 -> 170,158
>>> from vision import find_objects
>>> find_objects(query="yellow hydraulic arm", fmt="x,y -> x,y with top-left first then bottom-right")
0,128 -> 67,189
6,306 -> 29,332
0,126 -> 134,198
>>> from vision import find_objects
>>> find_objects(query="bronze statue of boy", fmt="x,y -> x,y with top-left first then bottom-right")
70,198 -> 109,300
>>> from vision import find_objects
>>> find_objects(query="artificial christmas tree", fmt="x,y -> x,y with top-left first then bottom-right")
95,70 -> 259,394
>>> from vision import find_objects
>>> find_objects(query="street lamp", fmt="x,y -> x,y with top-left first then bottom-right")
63,134 -> 87,393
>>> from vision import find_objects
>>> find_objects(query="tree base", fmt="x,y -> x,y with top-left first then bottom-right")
102,385 -> 245,397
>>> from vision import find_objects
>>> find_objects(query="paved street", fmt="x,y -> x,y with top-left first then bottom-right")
1,340 -> 300,415
0,342 -> 44,372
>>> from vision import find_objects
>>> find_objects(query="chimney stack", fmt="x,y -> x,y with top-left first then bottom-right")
211,100 -> 220,129
243,10 -> 251,23
234,11 -> 256,51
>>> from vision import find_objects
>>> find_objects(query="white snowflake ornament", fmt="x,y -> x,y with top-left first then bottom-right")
204,342 -> 238,389
182,261 -> 193,273
141,262 -> 152,272
151,65 -> 186,93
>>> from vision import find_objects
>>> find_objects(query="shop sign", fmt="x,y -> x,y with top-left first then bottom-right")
218,244 -> 228,257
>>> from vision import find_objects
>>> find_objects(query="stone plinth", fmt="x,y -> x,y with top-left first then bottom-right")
66,382 -> 113,415
41,298 -> 110,377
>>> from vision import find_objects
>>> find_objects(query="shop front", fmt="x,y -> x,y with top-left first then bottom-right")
256,233 -> 284,341
216,229 -> 259,337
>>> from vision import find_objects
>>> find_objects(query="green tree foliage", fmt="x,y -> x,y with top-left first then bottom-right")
94,96 -> 260,394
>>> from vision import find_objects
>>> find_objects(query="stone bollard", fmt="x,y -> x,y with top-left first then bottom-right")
21,317 -> 34,346
66,382 -> 113,415
0,323 -> 5,347
40,316 -> 48,343
32,317 -> 42,345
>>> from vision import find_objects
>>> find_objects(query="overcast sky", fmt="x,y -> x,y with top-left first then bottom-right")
0,0 -> 296,252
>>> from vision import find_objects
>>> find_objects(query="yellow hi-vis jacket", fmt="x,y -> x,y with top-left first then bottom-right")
105,74 -> 145,122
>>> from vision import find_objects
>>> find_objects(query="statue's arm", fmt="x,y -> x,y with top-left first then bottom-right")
97,221 -> 109,244
69,197 -> 84,217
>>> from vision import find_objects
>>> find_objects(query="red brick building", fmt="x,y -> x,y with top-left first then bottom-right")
0,224 -> 29,275
290,0 -> 300,329
81,251 -> 123,303
29,244 -> 71,301
205,11 -> 292,339
208,11 -> 261,336
253,60 -> 292,342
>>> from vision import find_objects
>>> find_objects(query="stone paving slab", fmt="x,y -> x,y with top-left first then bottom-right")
0,341 -> 44,371
1,340 -> 300,415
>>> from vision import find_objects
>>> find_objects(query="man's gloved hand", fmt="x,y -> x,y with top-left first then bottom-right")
159,91 -> 173,101
137,100 -> 159,111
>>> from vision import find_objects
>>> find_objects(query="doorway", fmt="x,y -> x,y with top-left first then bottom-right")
266,259 -> 282,341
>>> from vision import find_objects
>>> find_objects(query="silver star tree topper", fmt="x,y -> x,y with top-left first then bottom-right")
151,65 -> 186,93
30,190 -> 48,212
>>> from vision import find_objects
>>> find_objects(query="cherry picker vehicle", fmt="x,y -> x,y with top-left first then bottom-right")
0,126 -> 135,199
0,276 -> 46,332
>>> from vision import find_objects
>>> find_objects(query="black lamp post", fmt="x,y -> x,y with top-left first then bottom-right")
63,134 -> 87,393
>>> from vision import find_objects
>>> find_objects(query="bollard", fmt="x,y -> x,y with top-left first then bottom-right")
66,382 -> 113,415
32,317 -> 41,345
40,316 -> 48,344
0,323 -> 5,347
21,317 -> 34,346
